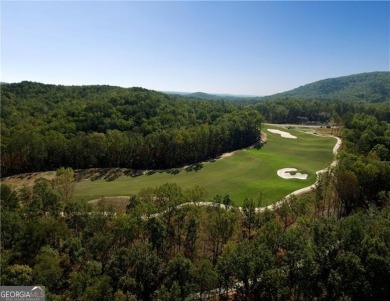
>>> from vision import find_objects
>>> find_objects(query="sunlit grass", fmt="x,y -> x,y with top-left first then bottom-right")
73,125 -> 337,206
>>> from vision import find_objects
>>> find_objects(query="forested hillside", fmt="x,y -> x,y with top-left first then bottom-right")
1,82 -> 262,176
1,109 -> 389,300
253,98 -> 390,124
1,77 -> 390,300
264,72 -> 390,102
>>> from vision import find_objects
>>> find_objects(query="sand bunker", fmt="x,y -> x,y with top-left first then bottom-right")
267,129 -> 297,139
277,168 -> 308,180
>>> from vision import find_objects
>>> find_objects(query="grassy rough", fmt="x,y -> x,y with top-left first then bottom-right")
73,125 -> 337,206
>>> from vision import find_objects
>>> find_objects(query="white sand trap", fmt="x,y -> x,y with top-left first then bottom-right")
267,129 -> 297,139
277,168 -> 308,180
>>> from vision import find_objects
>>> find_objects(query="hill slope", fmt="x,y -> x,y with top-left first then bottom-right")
0,81 -> 262,176
265,71 -> 390,102
165,91 -> 260,102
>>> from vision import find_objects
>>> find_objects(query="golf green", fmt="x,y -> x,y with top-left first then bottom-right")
73,125 -> 337,206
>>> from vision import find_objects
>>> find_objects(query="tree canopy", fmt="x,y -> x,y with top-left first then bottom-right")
1,82 -> 262,176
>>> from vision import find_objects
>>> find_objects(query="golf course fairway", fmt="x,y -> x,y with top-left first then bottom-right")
72,125 -> 338,206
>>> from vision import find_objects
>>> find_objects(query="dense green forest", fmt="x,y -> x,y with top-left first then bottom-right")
2,78 -> 390,177
254,98 -> 390,124
1,82 -> 261,176
264,72 -> 390,102
1,109 -> 390,300
1,77 -> 390,300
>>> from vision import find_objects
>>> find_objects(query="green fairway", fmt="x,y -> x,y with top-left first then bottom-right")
73,125 -> 337,206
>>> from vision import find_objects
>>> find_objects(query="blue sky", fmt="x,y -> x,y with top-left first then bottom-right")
1,1 -> 389,95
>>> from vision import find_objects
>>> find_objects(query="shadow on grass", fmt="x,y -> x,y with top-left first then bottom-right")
75,168 -> 146,182
185,163 -> 203,172
73,151 -> 241,182
254,141 -> 265,150
166,168 -> 181,175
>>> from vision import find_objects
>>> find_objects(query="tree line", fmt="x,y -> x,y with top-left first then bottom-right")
1,81 -> 389,300
1,181 -> 389,300
1,110 -> 390,300
1,82 -> 261,176
313,113 -> 390,218
3,82 -> 390,176
252,98 -> 390,124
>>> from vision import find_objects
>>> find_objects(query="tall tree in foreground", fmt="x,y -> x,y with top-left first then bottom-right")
52,167 -> 75,203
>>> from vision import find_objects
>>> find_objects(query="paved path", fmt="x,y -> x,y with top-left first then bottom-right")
87,127 -> 341,217
143,135 -> 342,217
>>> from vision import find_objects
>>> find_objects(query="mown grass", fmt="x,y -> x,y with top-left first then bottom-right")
73,125 -> 337,206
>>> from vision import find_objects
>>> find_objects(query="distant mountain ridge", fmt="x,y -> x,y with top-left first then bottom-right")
264,71 -> 390,102
164,91 -> 260,101
165,72 -> 390,103
3,71 -> 389,103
